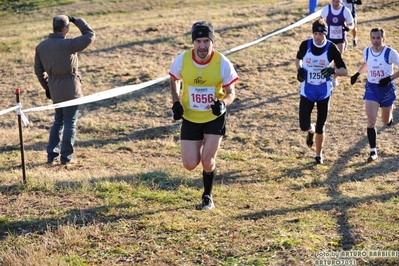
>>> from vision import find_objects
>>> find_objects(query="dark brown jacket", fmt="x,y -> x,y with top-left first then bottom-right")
34,18 -> 95,103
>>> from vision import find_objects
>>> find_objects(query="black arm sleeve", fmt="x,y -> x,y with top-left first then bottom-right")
296,40 -> 308,60
328,43 -> 347,69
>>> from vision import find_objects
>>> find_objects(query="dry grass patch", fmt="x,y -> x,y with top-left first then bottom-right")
1,0 -> 399,265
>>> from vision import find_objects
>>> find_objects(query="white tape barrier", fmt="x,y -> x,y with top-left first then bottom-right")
22,75 -> 169,113
0,10 -> 321,119
0,103 -> 30,126
0,105 -> 19,116
0,76 -> 170,117
222,10 -> 321,55
17,103 -> 30,126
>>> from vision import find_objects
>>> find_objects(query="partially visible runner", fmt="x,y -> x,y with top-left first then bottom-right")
320,0 -> 353,87
350,28 -> 399,162
342,0 -> 362,47
295,18 -> 348,165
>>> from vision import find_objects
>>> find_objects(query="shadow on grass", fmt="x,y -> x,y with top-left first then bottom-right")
0,201 -> 194,240
358,13 -> 399,25
236,159 -> 399,249
0,169 -> 205,240
236,107 -> 399,251
0,122 -> 181,159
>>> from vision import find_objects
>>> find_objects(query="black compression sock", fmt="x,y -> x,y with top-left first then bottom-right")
367,127 -> 377,149
202,168 -> 217,197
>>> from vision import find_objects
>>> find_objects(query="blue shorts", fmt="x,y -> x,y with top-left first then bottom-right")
300,82 -> 332,103
363,81 -> 396,107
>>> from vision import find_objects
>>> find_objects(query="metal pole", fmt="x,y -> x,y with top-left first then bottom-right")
15,88 -> 27,184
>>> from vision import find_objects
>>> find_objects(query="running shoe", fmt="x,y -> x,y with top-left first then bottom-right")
315,155 -> 323,165
201,195 -> 215,210
331,77 -> 339,87
306,131 -> 315,148
367,151 -> 378,163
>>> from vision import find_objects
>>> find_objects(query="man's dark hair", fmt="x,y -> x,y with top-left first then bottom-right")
312,18 -> 328,35
370,28 -> 385,38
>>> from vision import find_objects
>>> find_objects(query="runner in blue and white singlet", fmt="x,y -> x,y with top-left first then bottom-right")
350,28 -> 399,162
295,19 -> 348,165
299,39 -> 333,102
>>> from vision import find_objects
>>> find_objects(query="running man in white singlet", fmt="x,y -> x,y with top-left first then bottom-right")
350,28 -> 399,162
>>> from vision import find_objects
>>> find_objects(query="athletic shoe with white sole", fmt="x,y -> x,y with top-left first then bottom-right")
331,77 -> 339,87
201,195 -> 215,210
315,155 -> 323,165
367,151 -> 378,163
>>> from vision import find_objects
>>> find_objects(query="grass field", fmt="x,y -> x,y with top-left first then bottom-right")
1,0 -> 399,265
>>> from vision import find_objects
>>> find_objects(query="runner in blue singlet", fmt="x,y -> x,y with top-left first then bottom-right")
350,28 -> 399,162
295,19 -> 348,165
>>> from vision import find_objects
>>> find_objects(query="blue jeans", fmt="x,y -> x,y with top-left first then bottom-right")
47,105 -> 79,163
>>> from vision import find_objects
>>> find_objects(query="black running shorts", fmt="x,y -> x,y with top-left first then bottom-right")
181,113 -> 226,140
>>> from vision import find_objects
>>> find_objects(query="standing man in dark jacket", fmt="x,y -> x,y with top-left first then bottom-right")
34,15 -> 95,165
